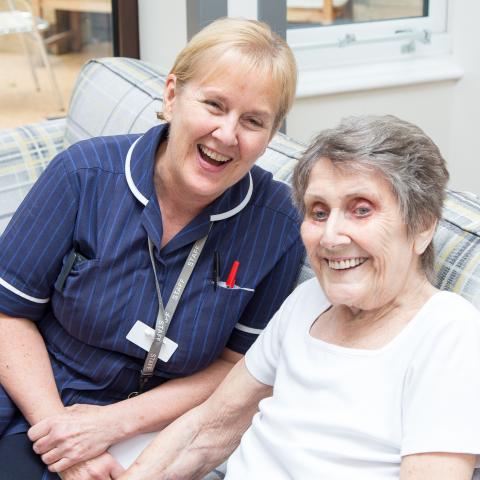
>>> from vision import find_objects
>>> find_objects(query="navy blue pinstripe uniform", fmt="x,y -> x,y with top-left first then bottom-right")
0,124 -> 304,448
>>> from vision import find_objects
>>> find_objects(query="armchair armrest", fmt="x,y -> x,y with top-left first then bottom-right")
0,118 -> 66,233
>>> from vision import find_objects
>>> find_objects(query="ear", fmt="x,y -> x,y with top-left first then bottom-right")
162,74 -> 178,122
413,220 -> 437,255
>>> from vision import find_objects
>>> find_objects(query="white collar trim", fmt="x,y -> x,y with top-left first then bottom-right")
210,172 -> 253,222
125,136 -> 148,206
125,134 -> 253,220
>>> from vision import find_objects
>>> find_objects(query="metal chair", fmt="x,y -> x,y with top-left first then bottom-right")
0,0 -> 64,110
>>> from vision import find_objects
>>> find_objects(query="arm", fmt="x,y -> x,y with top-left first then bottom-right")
400,452 -> 475,480
29,347 -> 243,472
0,313 -> 65,424
120,358 -> 271,480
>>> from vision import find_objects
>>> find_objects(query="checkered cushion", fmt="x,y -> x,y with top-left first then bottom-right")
64,57 -> 167,147
0,118 -> 65,232
434,190 -> 480,308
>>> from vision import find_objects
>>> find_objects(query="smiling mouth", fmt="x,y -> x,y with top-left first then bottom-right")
326,257 -> 368,270
198,144 -> 233,167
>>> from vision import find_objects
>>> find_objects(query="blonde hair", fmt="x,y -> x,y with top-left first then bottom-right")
157,17 -> 297,132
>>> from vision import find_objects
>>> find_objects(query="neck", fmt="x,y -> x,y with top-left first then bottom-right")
154,149 -> 210,247
314,272 -> 438,349
342,271 -> 436,325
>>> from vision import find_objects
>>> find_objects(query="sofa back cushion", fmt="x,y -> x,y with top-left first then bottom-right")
0,119 -> 65,232
435,191 -> 480,308
64,58 -> 166,147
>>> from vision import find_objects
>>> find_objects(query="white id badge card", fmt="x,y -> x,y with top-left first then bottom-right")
126,320 -> 178,362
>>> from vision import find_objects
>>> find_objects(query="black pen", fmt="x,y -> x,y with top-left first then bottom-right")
213,251 -> 220,291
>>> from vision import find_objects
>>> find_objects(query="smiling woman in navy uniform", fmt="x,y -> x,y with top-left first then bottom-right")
0,18 -> 304,480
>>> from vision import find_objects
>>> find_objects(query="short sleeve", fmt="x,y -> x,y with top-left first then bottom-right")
245,278 -> 316,385
244,289 -> 295,386
401,299 -> 480,457
0,151 -> 79,321
226,237 -> 304,354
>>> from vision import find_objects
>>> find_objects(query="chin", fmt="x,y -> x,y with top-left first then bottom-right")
321,284 -> 366,308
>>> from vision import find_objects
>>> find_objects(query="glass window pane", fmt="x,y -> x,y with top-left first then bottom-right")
287,0 -> 428,28
0,0 -> 113,128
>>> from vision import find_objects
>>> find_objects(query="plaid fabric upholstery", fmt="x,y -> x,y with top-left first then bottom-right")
434,190 -> 480,309
0,118 -> 66,232
1,56 -> 478,306
64,57 -> 167,147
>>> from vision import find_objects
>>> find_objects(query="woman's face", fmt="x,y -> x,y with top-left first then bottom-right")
159,57 -> 279,205
301,157 -> 428,311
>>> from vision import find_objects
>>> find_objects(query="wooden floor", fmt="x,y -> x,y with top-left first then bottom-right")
0,41 -> 111,130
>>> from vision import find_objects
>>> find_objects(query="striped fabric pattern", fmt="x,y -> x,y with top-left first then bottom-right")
0,125 -> 305,442
0,118 -> 65,232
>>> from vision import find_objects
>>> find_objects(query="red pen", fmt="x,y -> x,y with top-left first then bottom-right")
226,261 -> 240,288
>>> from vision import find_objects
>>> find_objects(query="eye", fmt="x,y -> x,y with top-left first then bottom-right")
311,207 -> 328,221
204,99 -> 222,110
247,117 -> 263,128
353,205 -> 372,217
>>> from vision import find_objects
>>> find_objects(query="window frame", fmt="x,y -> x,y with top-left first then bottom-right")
287,0 -> 450,71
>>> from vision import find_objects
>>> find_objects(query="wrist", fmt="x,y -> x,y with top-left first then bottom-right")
102,401 -> 138,442
28,399 -> 66,426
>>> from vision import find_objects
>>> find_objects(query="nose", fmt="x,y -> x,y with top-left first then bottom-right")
212,115 -> 239,147
320,210 -> 351,250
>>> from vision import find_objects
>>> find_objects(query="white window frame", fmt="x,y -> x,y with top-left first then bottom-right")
286,0 -> 462,96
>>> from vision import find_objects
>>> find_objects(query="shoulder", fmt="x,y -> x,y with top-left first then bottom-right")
426,291 -> 480,331
280,277 -> 330,320
249,165 -> 301,225
59,133 -> 141,175
410,291 -> 480,359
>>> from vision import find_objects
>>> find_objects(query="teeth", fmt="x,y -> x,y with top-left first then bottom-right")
328,258 -> 367,270
199,145 -> 231,163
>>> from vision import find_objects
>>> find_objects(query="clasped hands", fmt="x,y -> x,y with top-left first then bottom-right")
28,403 -> 125,479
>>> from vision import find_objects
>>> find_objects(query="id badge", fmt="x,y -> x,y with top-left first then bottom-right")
126,320 -> 178,362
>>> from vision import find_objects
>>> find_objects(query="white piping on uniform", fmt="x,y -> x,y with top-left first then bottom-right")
125,136 -> 149,206
234,322 -> 263,335
125,134 -> 253,219
0,277 -> 49,304
210,172 -> 253,222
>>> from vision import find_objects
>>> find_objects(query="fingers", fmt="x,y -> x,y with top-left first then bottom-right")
40,446 -> 64,466
110,457 -> 126,479
48,456 -> 77,474
28,419 -> 51,442
32,433 -> 56,455
58,453 -> 123,480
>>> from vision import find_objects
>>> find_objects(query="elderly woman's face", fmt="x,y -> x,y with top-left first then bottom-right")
160,56 -> 279,204
301,158 -> 425,311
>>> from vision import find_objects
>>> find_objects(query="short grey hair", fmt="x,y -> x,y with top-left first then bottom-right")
292,115 -> 449,278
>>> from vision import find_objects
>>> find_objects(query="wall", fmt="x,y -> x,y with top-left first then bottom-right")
138,0 -> 187,73
288,0 -> 480,194
138,0 -> 479,194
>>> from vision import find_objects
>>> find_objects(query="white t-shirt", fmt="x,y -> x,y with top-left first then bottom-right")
226,278 -> 480,480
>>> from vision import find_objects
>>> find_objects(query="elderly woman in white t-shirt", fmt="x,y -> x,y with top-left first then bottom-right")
119,115 -> 480,480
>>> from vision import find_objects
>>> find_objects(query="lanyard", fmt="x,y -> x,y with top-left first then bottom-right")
131,226 -> 211,396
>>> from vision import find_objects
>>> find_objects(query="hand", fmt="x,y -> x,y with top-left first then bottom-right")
28,403 -> 124,471
58,452 -> 125,480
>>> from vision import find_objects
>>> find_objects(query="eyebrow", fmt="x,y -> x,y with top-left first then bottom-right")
304,190 -> 378,202
200,89 -> 274,119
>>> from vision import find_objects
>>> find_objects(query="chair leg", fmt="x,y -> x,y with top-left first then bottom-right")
19,32 -> 40,91
32,28 -> 65,111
